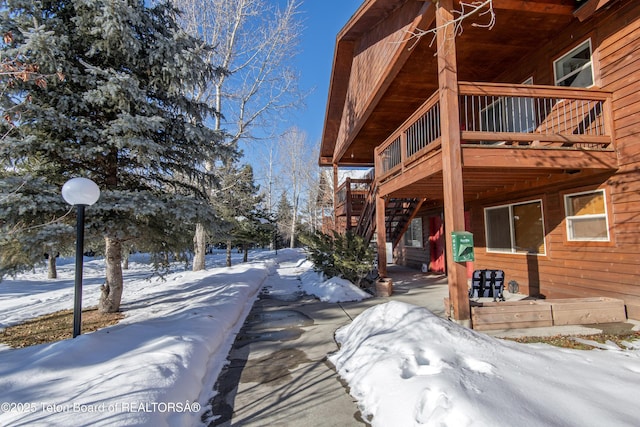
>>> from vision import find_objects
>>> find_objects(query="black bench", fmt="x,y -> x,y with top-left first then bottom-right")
469,269 -> 505,302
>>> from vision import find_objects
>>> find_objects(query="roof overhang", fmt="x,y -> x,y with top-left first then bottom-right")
319,0 -> 594,167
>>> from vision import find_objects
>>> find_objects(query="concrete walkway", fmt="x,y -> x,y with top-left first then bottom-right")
203,261 -> 640,426
205,265 -> 449,427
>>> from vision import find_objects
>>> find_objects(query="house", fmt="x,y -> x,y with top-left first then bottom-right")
319,0 -> 640,326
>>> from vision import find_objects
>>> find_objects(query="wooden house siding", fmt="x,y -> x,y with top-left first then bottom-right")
322,0 -> 640,323
463,0 -> 640,319
334,1 -> 427,162
470,197 -> 640,319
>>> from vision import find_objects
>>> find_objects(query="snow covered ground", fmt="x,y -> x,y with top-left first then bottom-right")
330,301 -> 640,427
1,248 -> 640,426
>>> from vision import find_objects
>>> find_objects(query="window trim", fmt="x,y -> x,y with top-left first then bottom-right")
553,39 -> 594,88
564,189 -> 610,242
484,199 -> 546,255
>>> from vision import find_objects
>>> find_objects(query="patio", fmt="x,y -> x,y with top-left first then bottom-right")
363,264 -> 639,339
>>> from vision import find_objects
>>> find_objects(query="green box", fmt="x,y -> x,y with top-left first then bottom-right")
451,231 -> 474,262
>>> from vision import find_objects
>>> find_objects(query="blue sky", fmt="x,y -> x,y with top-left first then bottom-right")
290,0 -> 362,145
241,0 -> 362,189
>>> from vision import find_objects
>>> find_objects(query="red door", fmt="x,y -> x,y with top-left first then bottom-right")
429,216 -> 445,273
430,213 -> 474,278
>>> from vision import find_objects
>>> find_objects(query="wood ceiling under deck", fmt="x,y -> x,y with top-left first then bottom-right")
377,143 -> 619,202
324,0 -> 581,166
381,166 -> 615,203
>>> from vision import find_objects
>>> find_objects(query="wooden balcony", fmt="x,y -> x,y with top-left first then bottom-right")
374,82 -> 619,200
335,176 -> 373,230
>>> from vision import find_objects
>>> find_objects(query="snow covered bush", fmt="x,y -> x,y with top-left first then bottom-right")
300,230 -> 375,287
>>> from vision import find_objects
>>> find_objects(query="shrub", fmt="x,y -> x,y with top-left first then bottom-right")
301,230 -> 376,287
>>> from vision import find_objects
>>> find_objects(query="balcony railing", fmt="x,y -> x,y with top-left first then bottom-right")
459,82 -> 613,149
375,82 -> 614,182
376,91 -> 441,180
335,175 -> 373,225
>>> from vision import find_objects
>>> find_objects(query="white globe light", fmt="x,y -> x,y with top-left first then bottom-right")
62,177 -> 101,206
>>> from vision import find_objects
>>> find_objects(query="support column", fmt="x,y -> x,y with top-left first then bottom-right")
375,195 -> 387,277
333,164 -> 338,231
345,178 -> 352,231
436,0 -> 470,325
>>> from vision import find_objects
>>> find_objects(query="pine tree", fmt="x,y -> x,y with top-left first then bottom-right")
0,0 -> 231,311
0,173 -> 76,279
276,192 -> 293,248
211,161 -> 263,266
300,230 -> 376,287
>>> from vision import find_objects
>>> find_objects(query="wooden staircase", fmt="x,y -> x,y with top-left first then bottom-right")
355,182 -> 377,242
354,184 -> 423,248
386,198 -> 422,246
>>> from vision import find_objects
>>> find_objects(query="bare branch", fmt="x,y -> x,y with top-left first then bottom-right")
405,0 -> 495,50
166,0 -> 305,143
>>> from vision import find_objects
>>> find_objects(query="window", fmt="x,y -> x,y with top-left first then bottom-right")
564,190 -> 609,241
485,200 -> 545,254
404,218 -> 423,248
554,40 -> 594,88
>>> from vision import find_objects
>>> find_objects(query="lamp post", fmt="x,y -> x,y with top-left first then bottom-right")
62,177 -> 100,338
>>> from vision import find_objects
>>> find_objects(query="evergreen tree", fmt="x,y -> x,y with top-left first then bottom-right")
300,230 -> 376,287
276,192 -> 293,248
0,174 -> 74,279
211,161 -> 263,266
0,0 -> 231,311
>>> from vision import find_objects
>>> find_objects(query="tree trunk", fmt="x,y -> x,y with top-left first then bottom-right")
193,222 -> 206,271
243,244 -> 248,263
122,245 -> 130,270
290,196 -> 298,248
99,236 -> 123,313
226,240 -> 232,267
47,253 -> 57,279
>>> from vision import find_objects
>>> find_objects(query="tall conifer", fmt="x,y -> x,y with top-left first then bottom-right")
211,161 -> 263,267
0,0 -> 231,311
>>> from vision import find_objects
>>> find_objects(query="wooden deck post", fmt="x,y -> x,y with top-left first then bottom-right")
436,0 -> 470,326
376,195 -> 387,277
333,164 -> 338,231
345,177 -> 352,231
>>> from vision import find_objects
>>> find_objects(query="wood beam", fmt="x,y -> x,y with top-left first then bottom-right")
493,0 -> 575,15
461,146 -> 619,170
437,0 -> 470,325
375,195 -> 387,277
464,168 -> 614,203
574,0 -> 615,22
378,150 -> 443,197
461,132 -> 612,145
345,178 -> 352,230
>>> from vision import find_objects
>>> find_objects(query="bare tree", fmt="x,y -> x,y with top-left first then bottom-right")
407,0 -> 495,48
167,0 -> 305,270
278,127 -> 320,248
298,143 -> 323,234
256,141 -> 281,249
